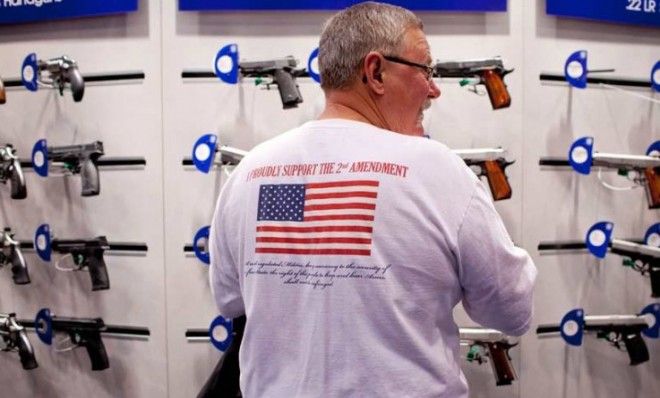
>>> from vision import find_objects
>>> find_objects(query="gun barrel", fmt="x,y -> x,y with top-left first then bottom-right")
453,148 -> 506,161
47,141 -> 104,158
51,317 -> 106,331
52,237 -> 110,251
459,327 -> 513,343
583,315 -> 650,328
611,239 -> 660,258
592,153 -> 660,169
219,146 -> 248,164
435,58 -> 505,77
239,57 -> 298,74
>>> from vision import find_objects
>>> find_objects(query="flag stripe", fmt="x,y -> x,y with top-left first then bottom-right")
306,180 -> 379,189
305,186 -> 378,195
305,191 -> 378,200
256,248 -> 371,256
257,237 -> 372,244
304,209 -> 375,217
257,225 -> 373,233
258,232 -> 374,239
304,214 -> 374,222
304,203 -> 376,211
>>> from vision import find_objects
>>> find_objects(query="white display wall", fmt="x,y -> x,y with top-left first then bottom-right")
0,0 -> 657,396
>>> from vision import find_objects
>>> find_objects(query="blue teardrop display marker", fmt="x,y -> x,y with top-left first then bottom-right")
193,225 -> 211,265
585,221 -> 613,259
640,303 -> 660,339
208,315 -> 233,352
568,136 -> 594,175
307,47 -> 320,84
34,223 -> 52,262
651,61 -> 660,93
35,308 -> 53,345
31,139 -> 49,177
214,44 -> 239,84
645,140 -> 660,157
564,50 -> 588,89
21,53 -> 39,92
192,134 -> 218,174
560,308 -> 585,346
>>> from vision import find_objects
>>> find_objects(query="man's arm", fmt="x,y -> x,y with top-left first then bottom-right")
456,181 -> 537,336
209,174 -> 245,318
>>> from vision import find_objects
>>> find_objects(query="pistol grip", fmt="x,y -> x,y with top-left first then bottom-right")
10,246 -> 30,285
484,160 -> 512,201
68,68 -> 85,102
80,159 -> 100,196
622,333 -> 649,366
482,69 -> 511,110
644,167 -> 660,209
17,330 -> 38,370
10,160 -> 27,199
84,333 -> 110,371
88,253 -> 110,291
273,69 -> 302,109
486,342 -> 517,386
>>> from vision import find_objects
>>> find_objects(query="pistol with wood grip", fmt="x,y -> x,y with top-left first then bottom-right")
435,58 -> 512,109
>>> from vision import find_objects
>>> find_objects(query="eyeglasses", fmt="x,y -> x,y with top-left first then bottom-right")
383,55 -> 435,81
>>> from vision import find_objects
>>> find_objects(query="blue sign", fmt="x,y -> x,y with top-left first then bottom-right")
0,0 -> 138,25
179,0 -> 507,11
547,0 -> 660,28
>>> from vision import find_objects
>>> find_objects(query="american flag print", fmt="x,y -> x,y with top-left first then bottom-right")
255,180 -> 379,256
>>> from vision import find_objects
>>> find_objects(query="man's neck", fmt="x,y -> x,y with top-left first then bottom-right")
318,87 -> 392,132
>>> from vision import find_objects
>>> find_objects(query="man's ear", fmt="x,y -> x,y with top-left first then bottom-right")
362,52 -> 386,95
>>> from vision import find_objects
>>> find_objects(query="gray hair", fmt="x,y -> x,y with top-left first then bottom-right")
318,1 -> 423,90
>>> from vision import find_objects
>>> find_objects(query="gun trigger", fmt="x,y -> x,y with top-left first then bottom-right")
622,258 -> 635,268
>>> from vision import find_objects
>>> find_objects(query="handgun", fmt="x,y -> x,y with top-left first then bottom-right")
32,139 -> 104,196
539,137 -> 660,209
0,312 -> 38,370
460,327 -> 518,386
20,308 -> 150,371
434,57 -> 512,109
239,57 -> 304,109
0,144 -> 27,199
536,304 -> 659,366
190,134 -> 247,173
538,222 -> 660,297
453,148 -> 514,200
21,53 -> 84,102
1,227 -> 30,285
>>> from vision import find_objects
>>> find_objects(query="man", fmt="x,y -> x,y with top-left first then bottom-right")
209,2 -> 536,397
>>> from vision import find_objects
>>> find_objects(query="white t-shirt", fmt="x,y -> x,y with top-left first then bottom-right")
210,119 -> 537,398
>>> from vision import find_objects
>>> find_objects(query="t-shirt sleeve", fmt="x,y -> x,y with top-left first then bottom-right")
456,180 -> 537,336
209,178 -> 246,319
